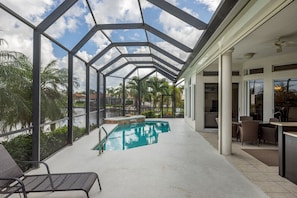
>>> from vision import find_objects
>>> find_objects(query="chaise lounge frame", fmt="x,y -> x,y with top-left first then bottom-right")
0,144 -> 101,198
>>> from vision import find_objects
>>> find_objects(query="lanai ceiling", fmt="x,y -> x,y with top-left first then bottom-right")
0,0 -> 238,83
233,0 -> 297,63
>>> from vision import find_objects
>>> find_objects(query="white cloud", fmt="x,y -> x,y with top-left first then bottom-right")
45,17 -> 67,39
159,10 -> 202,48
155,41 -> 189,61
56,54 -> 68,70
1,0 -> 214,84
91,32 -> 110,53
112,64 -> 135,77
106,76 -> 122,88
93,48 -> 121,69
2,33 -> 32,57
151,49 -> 181,69
196,0 -> 221,12
0,0 -> 86,64
0,20 -> 57,67
88,0 -> 141,24
84,11 -> 95,29
66,18 -> 79,33
76,50 -> 93,62
182,7 -> 199,18
0,7 -> 32,56
165,0 -> 178,6
40,36 -> 56,66
133,46 -> 150,54
45,3 -> 87,39
139,0 -> 154,9
0,0 -> 58,25
73,56 -> 87,92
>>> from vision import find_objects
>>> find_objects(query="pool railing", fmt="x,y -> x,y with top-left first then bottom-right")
98,126 -> 108,155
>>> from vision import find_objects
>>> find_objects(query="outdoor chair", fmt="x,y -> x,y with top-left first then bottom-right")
240,116 -> 253,121
232,123 -> 239,141
217,118 -> 239,141
0,144 -> 101,198
239,120 -> 259,145
261,118 -> 279,145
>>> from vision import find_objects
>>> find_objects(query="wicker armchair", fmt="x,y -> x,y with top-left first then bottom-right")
240,116 -> 253,121
261,118 -> 279,145
239,120 -> 259,145
232,123 -> 239,141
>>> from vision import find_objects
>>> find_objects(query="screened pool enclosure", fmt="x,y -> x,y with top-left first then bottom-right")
0,0 -> 235,163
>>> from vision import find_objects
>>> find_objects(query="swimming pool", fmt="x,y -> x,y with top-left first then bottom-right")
95,121 -> 170,151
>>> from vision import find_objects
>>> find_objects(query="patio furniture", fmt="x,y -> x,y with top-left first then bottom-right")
239,120 -> 259,145
240,116 -> 253,121
232,123 -> 239,141
261,118 -> 279,145
0,144 -> 101,198
217,118 -> 238,141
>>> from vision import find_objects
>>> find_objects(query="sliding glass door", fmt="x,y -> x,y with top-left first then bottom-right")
205,83 -> 239,128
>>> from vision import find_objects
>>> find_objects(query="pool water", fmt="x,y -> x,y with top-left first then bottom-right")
95,121 -> 170,151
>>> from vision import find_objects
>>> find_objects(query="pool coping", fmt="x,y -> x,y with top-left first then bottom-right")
104,115 -> 145,125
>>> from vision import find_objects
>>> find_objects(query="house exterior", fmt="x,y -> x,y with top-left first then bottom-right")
181,0 -> 297,154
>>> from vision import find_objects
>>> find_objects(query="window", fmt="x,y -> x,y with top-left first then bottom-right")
204,83 -> 239,128
187,79 -> 192,118
188,85 -> 191,118
204,83 -> 218,128
273,63 -> 297,72
274,79 -> 297,121
249,80 -> 263,120
192,84 -> 195,120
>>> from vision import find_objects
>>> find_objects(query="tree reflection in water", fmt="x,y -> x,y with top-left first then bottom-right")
102,121 -> 170,151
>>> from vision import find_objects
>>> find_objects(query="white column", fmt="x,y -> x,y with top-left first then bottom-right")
263,66 -> 273,122
219,48 -> 233,155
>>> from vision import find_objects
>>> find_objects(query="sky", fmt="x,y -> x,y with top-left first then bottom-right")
0,0 -> 221,90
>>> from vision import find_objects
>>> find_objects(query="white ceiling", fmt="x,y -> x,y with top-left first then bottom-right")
233,0 -> 297,63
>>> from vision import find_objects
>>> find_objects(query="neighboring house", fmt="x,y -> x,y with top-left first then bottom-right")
73,93 -> 86,103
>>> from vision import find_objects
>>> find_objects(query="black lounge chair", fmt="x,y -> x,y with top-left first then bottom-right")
0,144 -> 101,198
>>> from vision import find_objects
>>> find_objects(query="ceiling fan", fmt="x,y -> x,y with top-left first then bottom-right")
274,37 -> 297,53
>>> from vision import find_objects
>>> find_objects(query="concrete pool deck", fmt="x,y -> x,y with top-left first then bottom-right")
23,119 -> 267,198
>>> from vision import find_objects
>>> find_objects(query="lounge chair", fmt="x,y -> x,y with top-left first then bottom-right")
0,144 -> 101,198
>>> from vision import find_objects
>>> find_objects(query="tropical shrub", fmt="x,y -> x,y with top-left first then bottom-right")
142,110 -> 156,118
2,126 -> 86,171
2,134 -> 32,171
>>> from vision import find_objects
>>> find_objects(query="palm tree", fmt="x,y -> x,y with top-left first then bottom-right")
126,77 -> 140,110
139,80 -> 148,107
147,77 -> 169,109
106,87 -> 115,106
0,39 -> 6,49
114,83 -> 123,99
0,43 -> 77,133
40,60 -> 69,127
0,51 -> 33,131
126,77 -> 149,111
172,85 -> 183,108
